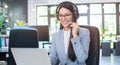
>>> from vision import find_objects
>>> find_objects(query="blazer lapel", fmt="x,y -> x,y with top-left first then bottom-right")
58,30 -> 67,64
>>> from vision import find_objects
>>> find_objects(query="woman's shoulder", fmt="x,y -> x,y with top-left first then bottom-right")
78,27 -> 90,36
79,27 -> 89,32
78,27 -> 90,38
52,29 -> 63,36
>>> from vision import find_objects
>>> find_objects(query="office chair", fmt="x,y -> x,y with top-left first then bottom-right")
80,25 -> 100,65
8,27 -> 39,65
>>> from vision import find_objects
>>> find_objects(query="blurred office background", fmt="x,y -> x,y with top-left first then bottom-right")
0,0 -> 120,65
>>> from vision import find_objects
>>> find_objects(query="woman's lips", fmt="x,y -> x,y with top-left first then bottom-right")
62,20 -> 70,24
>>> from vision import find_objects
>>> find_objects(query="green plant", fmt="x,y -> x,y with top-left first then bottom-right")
0,14 -> 5,29
101,28 -> 108,40
0,12 -> 8,34
0,17 -> 5,34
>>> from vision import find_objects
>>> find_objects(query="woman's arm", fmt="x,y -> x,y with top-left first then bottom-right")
71,28 -> 90,63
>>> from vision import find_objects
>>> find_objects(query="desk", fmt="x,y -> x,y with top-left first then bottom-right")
0,47 -> 8,60
113,41 -> 120,56
0,35 -> 9,61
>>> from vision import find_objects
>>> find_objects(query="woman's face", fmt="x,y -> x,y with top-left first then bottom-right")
58,7 -> 73,28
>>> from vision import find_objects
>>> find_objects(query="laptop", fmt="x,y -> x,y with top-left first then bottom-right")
11,48 -> 51,65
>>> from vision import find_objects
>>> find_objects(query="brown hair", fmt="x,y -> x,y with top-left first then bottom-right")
56,1 -> 79,61
56,1 -> 79,29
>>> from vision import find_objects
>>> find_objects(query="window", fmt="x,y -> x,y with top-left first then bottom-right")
78,5 -> 88,13
119,4 -> 120,12
90,15 -> 102,34
50,6 -> 56,15
90,4 -> 102,14
77,5 -> 89,25
104,4 -> 116,13
90,4 -> 102,40
36,6 -> 48,25
119,15 -> 120,34
103,4 -> 116,41
36,3 -> 118,43
119,4 -> 120,34
78,16 -> 88,25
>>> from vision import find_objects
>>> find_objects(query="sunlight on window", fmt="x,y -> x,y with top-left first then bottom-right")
103,4 -> 116,13
90,15 -> 102,34
119,16 -> 120,33
119,4 -> 120,12
77,5 -> 88,13
37,17 -> 48,25
90,4 -> 102,14
37,6 -> 48,15
104,15 -> 116,34
36,6 -> 48,25
50,6 -> 57,15
78,16 -> 88,25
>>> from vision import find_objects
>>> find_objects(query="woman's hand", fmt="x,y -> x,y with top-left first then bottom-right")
69,20 -> 79,38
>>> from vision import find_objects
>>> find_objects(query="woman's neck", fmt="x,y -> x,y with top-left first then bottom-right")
63,27 -> 70,31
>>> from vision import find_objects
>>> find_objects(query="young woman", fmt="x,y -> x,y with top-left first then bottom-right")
49,1 -> 90,65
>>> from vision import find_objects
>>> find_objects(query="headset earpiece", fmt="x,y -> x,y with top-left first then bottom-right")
72,4 -> 79,20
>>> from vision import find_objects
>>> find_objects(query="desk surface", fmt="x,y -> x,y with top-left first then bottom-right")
0,47 -> 8,53
11,48 -> 51,65
0,34 -> 9,38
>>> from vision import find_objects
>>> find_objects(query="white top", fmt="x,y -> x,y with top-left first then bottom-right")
63,29 -> 70,54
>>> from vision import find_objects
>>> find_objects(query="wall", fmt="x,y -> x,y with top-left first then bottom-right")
8,0 -> 27,27
28,0 -> 120,25
36,0 -> 120,5
28,0 -> 36,25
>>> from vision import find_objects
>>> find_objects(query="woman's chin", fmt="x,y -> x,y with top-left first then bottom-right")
63,25 -> 69,28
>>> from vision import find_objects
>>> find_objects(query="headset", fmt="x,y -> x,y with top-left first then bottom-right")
56,1 -> 79,22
